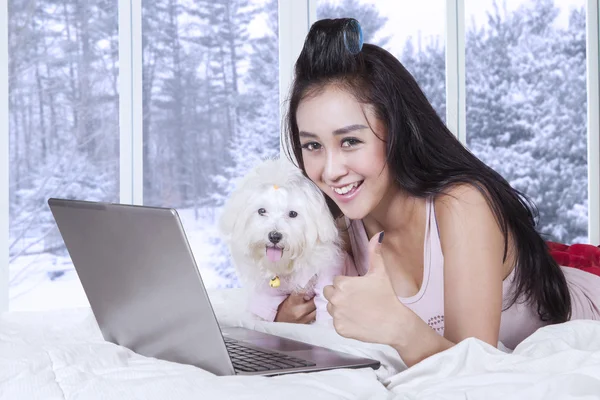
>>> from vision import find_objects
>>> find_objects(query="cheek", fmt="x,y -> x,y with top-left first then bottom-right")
374,141 -> 388,166
370,140 -> 388,173
363,144 -> 391,188
303,156 -> 322,182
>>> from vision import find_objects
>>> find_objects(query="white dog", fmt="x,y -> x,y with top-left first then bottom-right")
218,157 -> 357,323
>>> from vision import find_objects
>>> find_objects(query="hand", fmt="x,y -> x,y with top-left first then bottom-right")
323,231 -> 407,345
274,292 -> 316,324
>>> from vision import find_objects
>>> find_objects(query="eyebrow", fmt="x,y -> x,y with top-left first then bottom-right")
299,124 -> 369,138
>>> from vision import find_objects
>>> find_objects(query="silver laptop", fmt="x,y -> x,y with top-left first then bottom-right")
47,198 -> 380,376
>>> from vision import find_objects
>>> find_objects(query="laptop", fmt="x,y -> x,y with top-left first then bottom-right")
47,198 -> 380,376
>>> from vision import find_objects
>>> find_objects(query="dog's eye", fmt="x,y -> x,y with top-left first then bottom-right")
288,211 -> 298,218
258,208 -> 266,216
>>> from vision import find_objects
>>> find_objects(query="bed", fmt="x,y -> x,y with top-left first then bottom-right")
1,288 -> 599,400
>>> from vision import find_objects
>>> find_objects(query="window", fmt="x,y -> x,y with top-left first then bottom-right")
3,0 -> 597,312
315,0 -> 447,121
8,0 -> 119,311
141,0 -> 280,289
465,0 -> 588,243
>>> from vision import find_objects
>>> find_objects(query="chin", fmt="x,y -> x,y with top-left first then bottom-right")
330,194 -> 374,221
218,157 -> 358,323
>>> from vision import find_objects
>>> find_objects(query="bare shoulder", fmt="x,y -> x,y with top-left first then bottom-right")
434,183 -> 496,225
433,183 -> 505,258
435,183 -> 491,214
335,216 -> 353,256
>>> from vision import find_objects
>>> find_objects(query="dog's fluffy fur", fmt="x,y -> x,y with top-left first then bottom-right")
218,157 -> 356,322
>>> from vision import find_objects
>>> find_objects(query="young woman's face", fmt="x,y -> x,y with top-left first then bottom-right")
296,87 -> 393,220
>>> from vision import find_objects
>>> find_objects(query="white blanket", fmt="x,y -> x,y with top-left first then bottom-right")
385,320 -> 600,399
1,288 -> 600,400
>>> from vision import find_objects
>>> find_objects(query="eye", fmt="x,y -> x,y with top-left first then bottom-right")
301,142 -> 321,151
341,137 -> 362,147
288,211 -> 298,218
258,208 -> 266,216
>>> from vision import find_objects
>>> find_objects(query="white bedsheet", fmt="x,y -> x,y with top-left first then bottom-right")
1,288 -> 600,400
0,288 -> 393,400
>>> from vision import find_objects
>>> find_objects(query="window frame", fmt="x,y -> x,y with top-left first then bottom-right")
0,0 -> 598,311
1,0 -> 9,312
587,0 -> 600,246
119,0 -> 144,206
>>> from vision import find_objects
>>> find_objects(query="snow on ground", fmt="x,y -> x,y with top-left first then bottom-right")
9,206 -> 239,312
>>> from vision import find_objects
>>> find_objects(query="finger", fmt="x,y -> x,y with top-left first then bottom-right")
303,292 -> 315,301
332,275 -> 349,289
287,292 -> 308,305
323,284 -> 335,301
326,301 -> 334,317
366,230 -> 385,275
300,309 -> 317,324
300,297 -> 316,315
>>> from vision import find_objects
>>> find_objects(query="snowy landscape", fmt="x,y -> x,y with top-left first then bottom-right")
9,206 -> 234,310
7,0 -> 589,311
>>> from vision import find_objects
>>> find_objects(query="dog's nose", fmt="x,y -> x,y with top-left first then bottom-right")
268,231 -> 283,244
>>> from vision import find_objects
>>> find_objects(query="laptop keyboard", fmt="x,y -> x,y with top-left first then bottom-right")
223,337 -> 317,372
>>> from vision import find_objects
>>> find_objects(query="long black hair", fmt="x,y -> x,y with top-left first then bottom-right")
283,18 -> 571,324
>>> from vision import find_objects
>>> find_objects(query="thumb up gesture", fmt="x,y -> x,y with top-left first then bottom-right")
323,232 -> 407,345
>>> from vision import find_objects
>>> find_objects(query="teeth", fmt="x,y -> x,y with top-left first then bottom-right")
332,182 -> 359,195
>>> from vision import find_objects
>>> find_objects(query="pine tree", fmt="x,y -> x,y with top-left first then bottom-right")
316,0 -> 391,48
466,0 -> 588,243
401,36 -> 446,123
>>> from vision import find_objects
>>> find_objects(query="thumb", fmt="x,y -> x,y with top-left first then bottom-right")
366,231 -> 385,275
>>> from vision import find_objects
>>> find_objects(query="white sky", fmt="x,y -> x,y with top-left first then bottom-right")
244,0 -> 585,89
350,0 -> 586,54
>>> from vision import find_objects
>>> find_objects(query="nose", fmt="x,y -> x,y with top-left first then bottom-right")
268,231 -> 283,244
323,149 -> 347,183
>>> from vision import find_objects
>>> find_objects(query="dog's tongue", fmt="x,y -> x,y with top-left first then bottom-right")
266,247 -> 283,262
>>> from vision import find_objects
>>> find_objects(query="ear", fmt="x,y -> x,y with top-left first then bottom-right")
218,173 -> 256,242
217,197 -> 239,243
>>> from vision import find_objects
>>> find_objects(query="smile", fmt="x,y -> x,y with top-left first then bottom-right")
331,181 -> 361,194
330,181 -> 363,202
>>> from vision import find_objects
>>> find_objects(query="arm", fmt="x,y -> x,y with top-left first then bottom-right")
390,185 -> 508,365
274,293 -> 316,323
388,308 -> 455,367
324,184 -> 510,367
437,184 -> 507,346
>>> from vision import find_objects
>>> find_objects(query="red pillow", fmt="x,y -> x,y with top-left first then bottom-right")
547,241 -> 600,277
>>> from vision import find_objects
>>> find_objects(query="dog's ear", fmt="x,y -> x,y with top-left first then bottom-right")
309,198 -> 339,245
217,198 -> 237,243
294,175 -> 340,246
218,173 -> 255,242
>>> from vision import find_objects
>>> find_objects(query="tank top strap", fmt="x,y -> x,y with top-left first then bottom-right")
398,197 -> 433,303
424,195 -> 445,297
428,196 -> 442,253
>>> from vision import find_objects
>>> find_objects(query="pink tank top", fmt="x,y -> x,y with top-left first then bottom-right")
345,197 -> 600,349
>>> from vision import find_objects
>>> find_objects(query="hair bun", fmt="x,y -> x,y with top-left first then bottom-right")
342,18 -> 363,55
296,18 -> 364,79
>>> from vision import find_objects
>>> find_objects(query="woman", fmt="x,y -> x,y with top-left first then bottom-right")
274,18 -> 600,367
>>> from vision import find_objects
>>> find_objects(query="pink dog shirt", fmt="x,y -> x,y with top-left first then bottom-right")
247,252 -> 358,322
